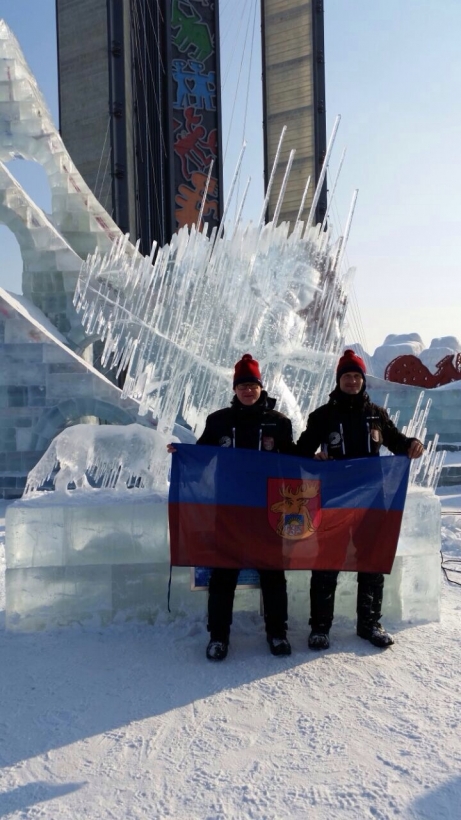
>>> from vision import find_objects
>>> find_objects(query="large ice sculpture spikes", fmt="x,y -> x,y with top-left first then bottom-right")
75,182 -> 354,438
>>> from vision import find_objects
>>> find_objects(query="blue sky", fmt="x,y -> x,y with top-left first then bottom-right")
0,0 -> 460,356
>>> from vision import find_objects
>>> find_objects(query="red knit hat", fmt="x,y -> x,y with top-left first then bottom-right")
233,354 -> 263,387
336,349 -> 366,382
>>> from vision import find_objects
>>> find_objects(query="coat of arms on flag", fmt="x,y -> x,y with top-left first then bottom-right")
267,478 -> 322,540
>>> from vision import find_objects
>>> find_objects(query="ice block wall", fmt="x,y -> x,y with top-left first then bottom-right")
288,488 -> 441,624
0,289 -> 150,498
5,486 -> 441,632
5,491 -> 171,631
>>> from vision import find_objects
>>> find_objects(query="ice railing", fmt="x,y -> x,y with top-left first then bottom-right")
385,391 -> 446,489
74,122 -> 358,440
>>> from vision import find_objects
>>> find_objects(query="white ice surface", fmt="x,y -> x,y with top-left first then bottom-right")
0,498 -> 460,818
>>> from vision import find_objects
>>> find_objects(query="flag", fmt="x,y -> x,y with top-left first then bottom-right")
168,445 -> 410,573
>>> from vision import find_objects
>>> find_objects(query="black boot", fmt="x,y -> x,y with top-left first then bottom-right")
357,622 -> 394,648
356,573 -> 393,648
206,638 -> 229,661
308,627 -> 330,650
308,570 -> 338,649
267,634 -> 292,656
207,568 -> 238,654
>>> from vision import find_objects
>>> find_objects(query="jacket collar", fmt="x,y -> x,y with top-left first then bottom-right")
231,390 -> 276,412
328,386 -> 369,410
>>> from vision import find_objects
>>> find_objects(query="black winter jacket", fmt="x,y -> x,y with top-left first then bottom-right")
197,391 -> 294,454
297,388 -> 414,460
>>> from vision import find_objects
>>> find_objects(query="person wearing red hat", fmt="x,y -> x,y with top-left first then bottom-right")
297,349 -> 424,650
196,353 -> 294,661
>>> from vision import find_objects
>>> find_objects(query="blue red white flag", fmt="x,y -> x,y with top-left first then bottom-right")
168,445 -> 410,573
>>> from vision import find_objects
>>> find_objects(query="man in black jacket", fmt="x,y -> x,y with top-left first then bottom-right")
198,353 -> 294,661
297,349 -> 423,650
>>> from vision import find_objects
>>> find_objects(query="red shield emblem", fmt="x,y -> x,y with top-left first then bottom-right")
267,478 -> 322,540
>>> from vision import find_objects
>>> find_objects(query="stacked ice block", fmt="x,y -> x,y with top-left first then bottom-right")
5,491 -> 172,630
287,488 -> 441,624
5,486 -> 441,631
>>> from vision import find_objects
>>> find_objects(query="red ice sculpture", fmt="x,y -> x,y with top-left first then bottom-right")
385,353 -> 461,388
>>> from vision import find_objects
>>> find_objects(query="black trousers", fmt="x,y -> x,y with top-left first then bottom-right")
208,568 -> 288,641
310,569 -> 385,631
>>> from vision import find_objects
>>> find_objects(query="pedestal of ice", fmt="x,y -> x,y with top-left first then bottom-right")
5,491 -> 172,631
287,488 -> 441,624
5,487 -> 441,631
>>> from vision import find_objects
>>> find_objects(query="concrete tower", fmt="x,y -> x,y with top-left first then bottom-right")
261,0 -> 327,225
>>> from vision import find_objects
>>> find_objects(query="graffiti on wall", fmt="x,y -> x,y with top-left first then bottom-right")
385,354 -> 461,388
171,0 -> 222,232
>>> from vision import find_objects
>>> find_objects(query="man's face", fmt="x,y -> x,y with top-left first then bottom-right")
339,371 -> 364,394
234,382 -> 262,405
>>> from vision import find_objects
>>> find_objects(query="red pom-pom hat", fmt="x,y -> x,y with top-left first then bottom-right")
233,353 -> 263,387
336,349 -> 366,382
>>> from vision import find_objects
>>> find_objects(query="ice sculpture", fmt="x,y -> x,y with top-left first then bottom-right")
75,127 -> 357,440
0,17 -> 147,354
25,423 -> 173,494
5,490 -> 171,630
6,425 -> 173,629
384,391 -> 446,490
0,19 -> 443,632
0,19 -> 133,259
0,160 -> 85,345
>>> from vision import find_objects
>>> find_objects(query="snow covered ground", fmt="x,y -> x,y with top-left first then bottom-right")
0,497 -> 460,820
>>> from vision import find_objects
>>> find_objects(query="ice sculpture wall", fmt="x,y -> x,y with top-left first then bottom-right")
5,484 -> 441,631
367,375 -> 461,447
0,287 -> 153,497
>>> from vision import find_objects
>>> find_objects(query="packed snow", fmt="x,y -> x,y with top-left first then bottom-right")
0,495 -> 460,819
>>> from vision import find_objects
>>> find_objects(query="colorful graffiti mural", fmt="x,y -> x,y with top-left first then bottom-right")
385,353 -> 461,388
171,0 -> 222,232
